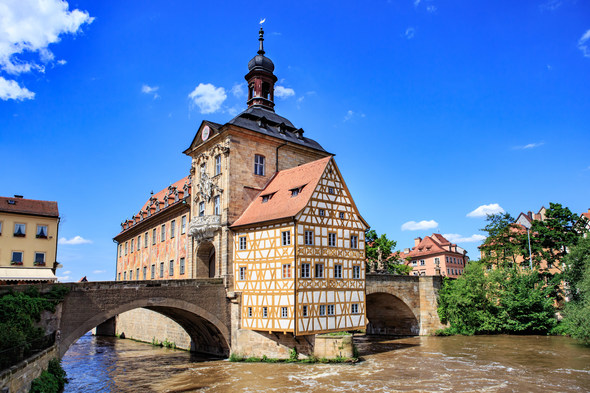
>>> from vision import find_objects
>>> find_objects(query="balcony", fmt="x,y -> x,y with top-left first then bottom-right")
188,215 -> 221,243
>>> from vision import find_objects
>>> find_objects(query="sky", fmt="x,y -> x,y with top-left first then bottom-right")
1,0 -> 589,282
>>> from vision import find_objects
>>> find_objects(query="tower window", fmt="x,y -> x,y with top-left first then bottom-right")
254,155 -> 265,176
215,155 -> 221,175
262,82 -> 270,99
199,201 -> 205,217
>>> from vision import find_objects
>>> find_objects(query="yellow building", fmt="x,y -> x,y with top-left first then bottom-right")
231,156 -> 369,334
0,195 -> 59,283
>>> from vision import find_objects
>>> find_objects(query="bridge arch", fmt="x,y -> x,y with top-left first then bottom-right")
59,297 -> 230,358
365,288 -> 419,336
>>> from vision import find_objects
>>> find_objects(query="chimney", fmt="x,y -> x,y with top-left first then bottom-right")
414,237 -> 422,247
14,195 -> 23,199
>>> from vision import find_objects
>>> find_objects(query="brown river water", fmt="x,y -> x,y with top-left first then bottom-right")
62,333 -> 590,392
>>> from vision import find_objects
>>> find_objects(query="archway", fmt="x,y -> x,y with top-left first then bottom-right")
366,292 -> 419,336
196,241 -> 216,278
59,298 -> 230,358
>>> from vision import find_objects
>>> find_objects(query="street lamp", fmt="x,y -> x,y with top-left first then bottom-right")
520,219 -> 533,269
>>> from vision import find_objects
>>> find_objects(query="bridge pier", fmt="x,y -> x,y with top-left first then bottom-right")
94,317 -> 117,337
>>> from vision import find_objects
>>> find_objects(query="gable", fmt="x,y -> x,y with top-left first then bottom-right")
183,121 -> 223,155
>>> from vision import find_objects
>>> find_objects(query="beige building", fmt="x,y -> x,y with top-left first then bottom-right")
402,234 -> 468,278
0,195 -> 59,283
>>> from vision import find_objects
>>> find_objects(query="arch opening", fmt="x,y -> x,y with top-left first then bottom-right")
196,241 -> 215,278
366,292 -> 419,336
60,299 -> 230,358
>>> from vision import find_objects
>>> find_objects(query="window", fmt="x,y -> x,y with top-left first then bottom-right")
14,223 -> 25,237
319,209 -> 325,216
434,257 -> 440,266
214,196 -> 220,215
446,256 -> 449,263
315,263 -> 324,278
215,154 -> 221,175
0,221 -> 2,235
351,304 -> 359,314
247,307 -> 253,317
123,271 -> 127,280
334,264 -> 342,278
261,194 -> 271,203
281,307 -> 288,318
171,220 -> 176,238
152,229 -> 156,245
239,266 -> 247,280
412,260 -> 417,266
239,236 -> 247,250
281,231 -> 291,246
319,305 -> 326,316
447,268 -> 450,275
118,244 -> 122,257
125,242 -> 128,255
328,187 -> 334,194
305,231 -> 314,245
181,216 -> 187,234
200,163 -> 206,178
161,224 -> 166,242
180,258 -> 185,275
301,263 -> 311,278
353,265 -> 360,279
143,266 -> 147,280
199,201 -> 205,217
290,186 -> 304,197
159,262 -> 164,278
254,154 -> 265,176
129,270 -> 133,280
131,239 -> 134,253
420,259 -> 425,266
327,305 -> 335,315
36,225 -> 48,238
34,252 -> 45,265
151,264 -> 155,279
328,233 -> 336,247
169,260 -> 174,276
118,273 -> 121,280
351,235 -> 358,249
136,268 -> 139,280
282,264 -> 291,279
302,305 -> 308,317
339,212 -> 345,219
138,235 -> 141,249
262,307 -> 268,318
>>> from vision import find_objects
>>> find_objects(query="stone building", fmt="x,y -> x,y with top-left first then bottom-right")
0,195 -> 60,283
401,234 -> 468,278
113,28 -> 368,355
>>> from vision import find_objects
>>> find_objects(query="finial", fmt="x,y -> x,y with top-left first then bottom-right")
258,27 -> 265,55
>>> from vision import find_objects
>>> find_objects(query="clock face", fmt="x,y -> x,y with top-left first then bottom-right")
201,125 -> 210,141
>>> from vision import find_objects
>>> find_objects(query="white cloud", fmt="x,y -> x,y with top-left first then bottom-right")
230,83 -> 246,98
62,270 -> 71,275
274,85 -> 295,99
93,270 -> 106,274
514,142 -> 545,150
57,59 -> 67,66
414,0 -> 421,6
59,236 -> 92,245
405,27 -> 415,39
344,110 -> 366,122
188,83 -> 227,114
58,276 -> 70,282
401,220 -> 439,231
443,233 -> 486,243
540,0 -> 562,11
578,29 -> 590,58
426,5 -> 437,12
467,203 -> 505,218
0,76 -> 34,100
0,0 -> 93,99
141,84 -> 159,99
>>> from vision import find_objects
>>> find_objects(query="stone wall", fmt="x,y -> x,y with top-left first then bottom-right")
0,344 -> 58,393
115,308 -> 192,350
418,276 -> 447,334
314,335 -> 354,359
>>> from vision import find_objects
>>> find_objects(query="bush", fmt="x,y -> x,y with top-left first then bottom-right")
29,358 -> 67,393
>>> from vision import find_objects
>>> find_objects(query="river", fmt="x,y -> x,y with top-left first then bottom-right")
62,333 -> 590,392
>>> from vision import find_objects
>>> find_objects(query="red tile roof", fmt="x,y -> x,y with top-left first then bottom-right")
231,156 -> 332,227
0,196 -> 59,217
402,234 -> 464,258
582,209 -> 590,220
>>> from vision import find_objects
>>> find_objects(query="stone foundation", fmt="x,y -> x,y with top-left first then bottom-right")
114,308 -> 192,350
0,344 -> 58,393
314,335 -> 354,359
418,276 -> 447,335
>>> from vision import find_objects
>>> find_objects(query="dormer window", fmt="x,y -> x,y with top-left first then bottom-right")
290,185 -> 305,197
328,187 -> 334,194
261,192 -> 275,203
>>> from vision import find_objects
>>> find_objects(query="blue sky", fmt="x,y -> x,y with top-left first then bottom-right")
1,0 -> 589,281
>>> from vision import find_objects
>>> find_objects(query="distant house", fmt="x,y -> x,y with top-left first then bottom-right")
0,195 -> 60,284
401,234 -> 468,278
577,208 -> 590,237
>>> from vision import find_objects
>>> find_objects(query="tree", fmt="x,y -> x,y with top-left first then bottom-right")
365,230 -> 412,275
562,237 -> 590,343
479,213 -> 523,268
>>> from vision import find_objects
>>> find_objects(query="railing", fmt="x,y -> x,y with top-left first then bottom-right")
0,332 -> 55,371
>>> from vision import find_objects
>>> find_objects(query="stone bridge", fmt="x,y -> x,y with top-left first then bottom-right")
366,274 -> 445,336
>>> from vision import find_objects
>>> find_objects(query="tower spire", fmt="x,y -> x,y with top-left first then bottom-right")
258,27 -> 265,55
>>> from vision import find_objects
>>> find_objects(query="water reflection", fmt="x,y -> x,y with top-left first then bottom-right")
62,333 -> 590,393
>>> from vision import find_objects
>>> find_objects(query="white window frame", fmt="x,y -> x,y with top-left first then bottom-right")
199,201 -> 205,217
36,225 -> 48,238
351,235 -> 358,249
315,263 -> 324,278
248,307 -> 253,317
159,262 -> 164,278
161,224 -> 166,242
351,304 -> 359,314
328,233 -> 336,247
262,307 -> 268,318
181,215 -> 187,234
302,305 -> 308,317
239,236 -> 247,250
239,266 -> 247,280
215,154 -> 221,175
301,263 -> 311,278
34,252 -> 45,265
214,196 -> 220,215
138,235 -> 141,249
171,220 -> 176,238
14,223 -> 26,236
420,259 -> 425,266
305,231 -> 314,245
254,154 -> 265,176
319,305 -> 326,316
327,304 -> 335,316
180,258 -> 185,275
282,263 -> 291,279
169,260 -> 174,276
334,264 -> 342,279
281,230 -> 291,246
353,265 -> 360,279
281,307 -> 288,318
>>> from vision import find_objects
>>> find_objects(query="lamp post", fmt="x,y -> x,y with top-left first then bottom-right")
521,219 -> 533,269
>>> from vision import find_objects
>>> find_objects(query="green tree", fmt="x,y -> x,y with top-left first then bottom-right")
365,230 -> 411,275
562,237 -> 590,343
479,213 -> 523,268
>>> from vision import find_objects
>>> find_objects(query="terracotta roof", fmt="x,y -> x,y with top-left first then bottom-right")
582,210 -> 590,220
231,156 -> 332,227
0,196 -> 59,217
139,177 -> 189,212
431,233 -> 450,246
403,234 -> 464,258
